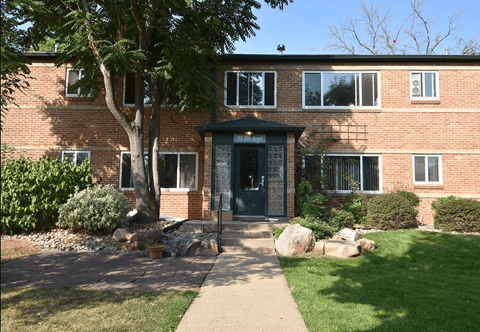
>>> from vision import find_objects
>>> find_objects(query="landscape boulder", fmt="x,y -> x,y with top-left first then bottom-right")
316,240 -> 361,258
112,228 -> 133,242
275,224 -> 315,257
337,228 -> 359,242
356,238 -> 376,251
126,231 -> 148,250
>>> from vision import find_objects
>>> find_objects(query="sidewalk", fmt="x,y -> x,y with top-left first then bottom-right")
176,252 -> 309,332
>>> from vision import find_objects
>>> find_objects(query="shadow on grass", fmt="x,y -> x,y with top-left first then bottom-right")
280,230 -> 480,332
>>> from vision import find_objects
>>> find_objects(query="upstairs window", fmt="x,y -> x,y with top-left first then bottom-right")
66,68 -> 89,97
225,71 -> 276,107
303,72 -> 380,108
123,72 -> 152,106
62,150 -> 90,166
120,152 -> 198,191
413,155 -> 441,183
410,72 -> 438,99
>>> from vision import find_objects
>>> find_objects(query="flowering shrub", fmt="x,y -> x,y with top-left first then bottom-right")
57,185 -> 132,233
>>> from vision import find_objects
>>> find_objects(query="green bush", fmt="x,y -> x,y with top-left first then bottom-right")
272,225 -> 287,240
296,180 -> 328,219
366,193 -> 416,230
395,190 -> 420,207
342,191 -> 367,224
329,208 -> 355,230
57,185 -> 132,233
433,198 -> 480,232
431,196 -> 457,212
1,155 -> 92,234
294,215 -> 336,240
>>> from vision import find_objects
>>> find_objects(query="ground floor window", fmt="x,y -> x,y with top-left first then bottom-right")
119,152 -> 198,191
304,154 -> 381,193
413,155 -> 441,183
62,150 -> 90,166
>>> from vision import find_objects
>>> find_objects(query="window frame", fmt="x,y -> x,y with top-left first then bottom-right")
224,70 -> 277,108
61,150 -> 91,166
119,151 -> 199,191
410,71 -> 439,100
65,68 -> 89,97
412,155 -> 442,184
304,153 -> 382,194
302,71 -> 381,109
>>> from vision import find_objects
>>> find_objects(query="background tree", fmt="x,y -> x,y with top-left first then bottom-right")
325,0 -> 465,55
22,0 -> 293,221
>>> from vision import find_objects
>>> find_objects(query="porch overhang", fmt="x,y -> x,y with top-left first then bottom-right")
194,116 -> 306,142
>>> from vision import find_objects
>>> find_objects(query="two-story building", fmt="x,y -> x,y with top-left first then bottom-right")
2,53 -> 479,224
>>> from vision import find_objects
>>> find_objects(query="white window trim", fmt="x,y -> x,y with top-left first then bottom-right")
65,68 -> 89,97
119,151 -> 199,191
304,154 -> 382,194
61,150 -> 91,166
412,155 -> 442,184
410,71 -> 439,100
302,71 -> 382,109
224,71 -> 277,108
122,74 -> 153,107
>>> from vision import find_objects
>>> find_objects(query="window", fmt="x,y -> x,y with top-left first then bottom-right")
123,72 -> 153,106
410,72 -> 438,99
303,72 -> 380,108
413,155 -> 441,183
304,154 -> 381,193
120,152 -> 198,191
225,71 -> 276,107
62,151 -> 90,166
66,68 -> 89,97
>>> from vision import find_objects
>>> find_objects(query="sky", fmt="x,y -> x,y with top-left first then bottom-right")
233,0 -> 480,55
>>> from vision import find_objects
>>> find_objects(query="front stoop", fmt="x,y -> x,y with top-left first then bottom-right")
180,220 -> 288,254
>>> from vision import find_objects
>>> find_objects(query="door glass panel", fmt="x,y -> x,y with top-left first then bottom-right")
239,148 -> 259,190
268,146 -> 284,215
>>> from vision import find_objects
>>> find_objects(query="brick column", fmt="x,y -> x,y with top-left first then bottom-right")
202,132 -> 213,219
286,133 -> 296,219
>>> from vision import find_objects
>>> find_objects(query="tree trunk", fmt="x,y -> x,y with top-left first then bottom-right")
148,83 -> 161,220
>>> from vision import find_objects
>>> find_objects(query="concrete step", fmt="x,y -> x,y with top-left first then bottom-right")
221,238 -> 274,247
220,246 -> 275,254
221,230 -> 272,239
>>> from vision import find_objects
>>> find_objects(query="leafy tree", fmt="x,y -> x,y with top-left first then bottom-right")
22,0 -> 292,221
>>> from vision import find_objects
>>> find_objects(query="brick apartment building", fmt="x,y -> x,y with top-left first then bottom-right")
2,53 -> 479,224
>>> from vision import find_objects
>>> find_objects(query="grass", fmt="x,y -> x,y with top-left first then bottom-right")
279,230 -> 480,332
1,288 -> 198,332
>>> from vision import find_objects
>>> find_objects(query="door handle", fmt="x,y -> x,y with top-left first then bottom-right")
260,175 -> 265,186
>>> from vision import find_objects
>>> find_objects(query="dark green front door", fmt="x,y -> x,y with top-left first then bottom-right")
234,145 -> 265,215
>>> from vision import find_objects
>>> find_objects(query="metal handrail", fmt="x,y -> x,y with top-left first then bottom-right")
217,194 -> 223,246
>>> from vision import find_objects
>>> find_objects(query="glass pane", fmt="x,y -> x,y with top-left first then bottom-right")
67,70 -> 79,95
63,152 -> 75,164
425,73 -> 436,98
324,156 -> 360,191
305,73 -> 321,106
215,145 -> 231,210
428,156 -> 439,182
411,73 -> 422,97
121,154 -> 132,188
239,149 -> 259,190
323,73 -> 356,106
268,146 -> 284,215
362,156 -> 379,191
304,155 -> 323,192
226,73 -> 237,105
361,73 -> 374,106
239,73 -> 263,106
239,73 -> 248,105
264,73 -> 275,106
143,77 -> 152,105
179,154 -> 196,189
160,154 -> 178,189
76,152 -> 89,165
124,72 -> 135,104
414,156 -> 426,181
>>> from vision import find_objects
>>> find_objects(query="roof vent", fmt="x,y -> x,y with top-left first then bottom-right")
277,44 -> 285,55
445,46 -> 450,55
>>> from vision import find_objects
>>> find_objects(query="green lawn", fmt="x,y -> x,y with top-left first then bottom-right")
280,230 -> 480,332
1,288 -> 197,332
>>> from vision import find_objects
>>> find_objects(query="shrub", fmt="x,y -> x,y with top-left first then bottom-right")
296,180 -> 328,219
431,196 -> 457,212
433,198 -> 480,233
342,191 -> 367,224
272,225 -> 287,240
57,185 -> 132,233
329,208 -> 355,230
1,154 -> 92,234
366,193 -> 416,230
294,215 -> 336,240
395,190 -> 420,207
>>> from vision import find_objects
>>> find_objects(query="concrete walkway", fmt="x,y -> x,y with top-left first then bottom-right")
176,252 -> 308,332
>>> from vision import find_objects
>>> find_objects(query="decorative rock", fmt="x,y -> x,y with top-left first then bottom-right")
317,240 -> 361,258
126,232 -> 148,251
312,241 -> 325,254
126,209 -> 138,223
337,228 -> 359,242
331,234 -> 343,240
196,240 -> 219,256
356,238 -> 376,251
275,224 -> 315,257
162,244 -> 180,257
145,229 -> 163,245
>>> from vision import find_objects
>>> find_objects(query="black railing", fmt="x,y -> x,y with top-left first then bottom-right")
217,194 -> 223,246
